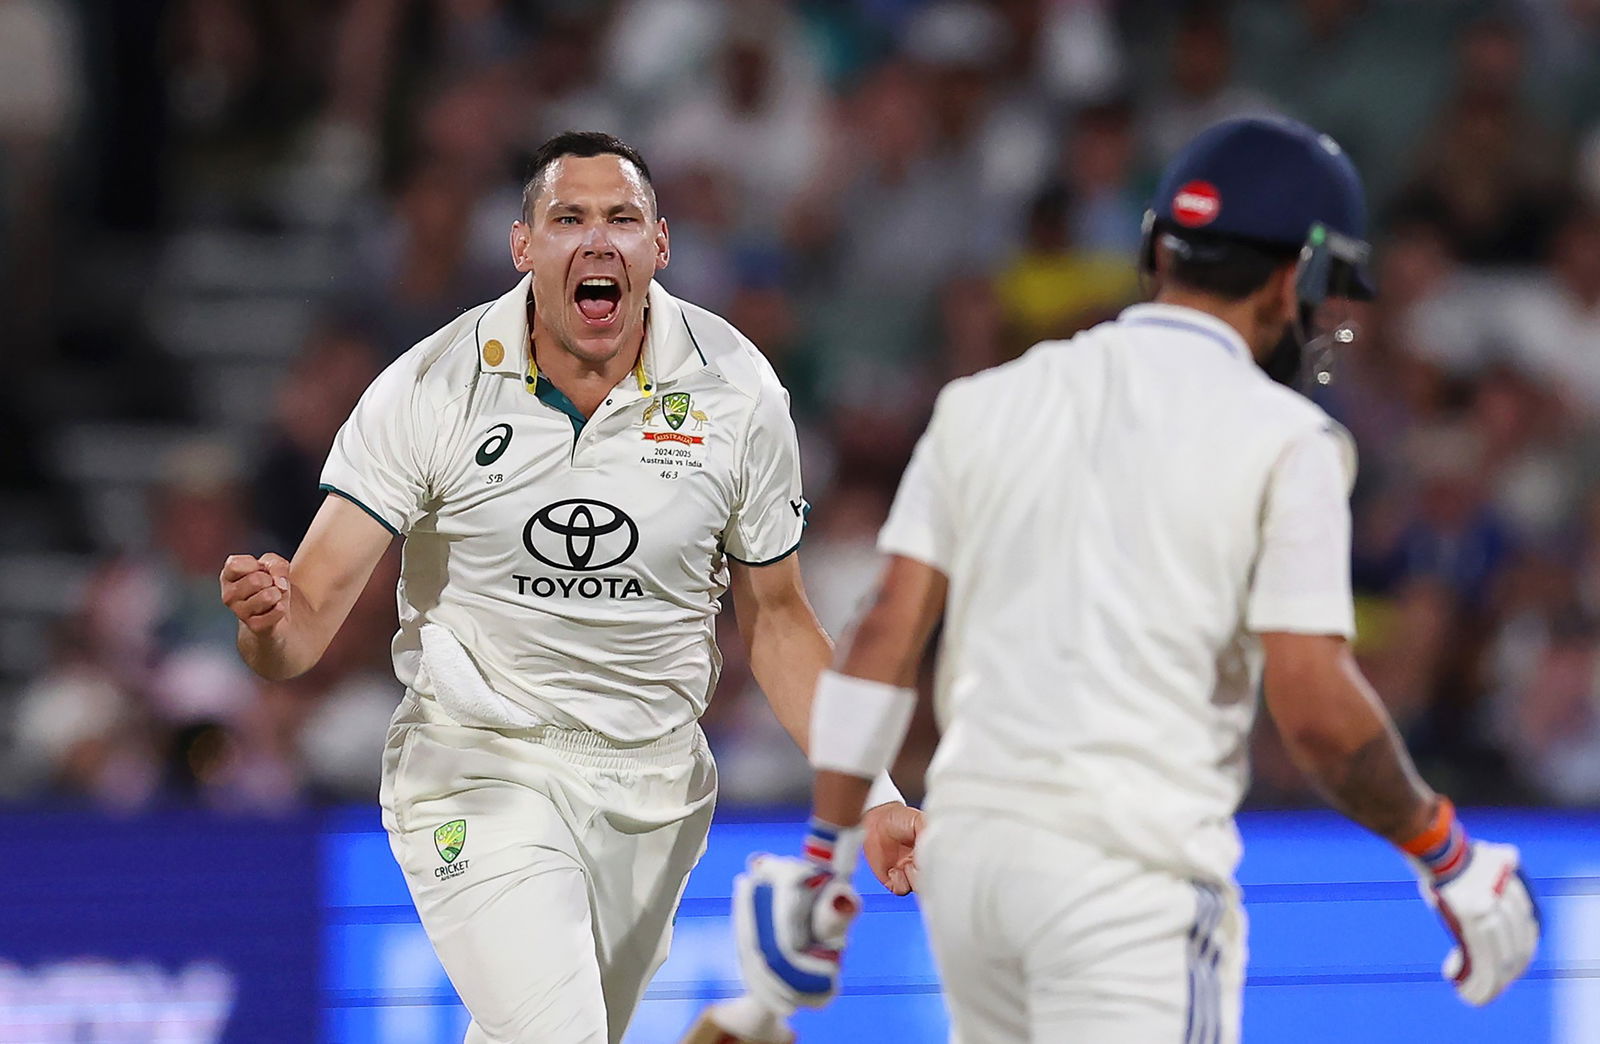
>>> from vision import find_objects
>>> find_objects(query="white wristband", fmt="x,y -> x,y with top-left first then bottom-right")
866,772 -> 905,810
810,670 -> 916,781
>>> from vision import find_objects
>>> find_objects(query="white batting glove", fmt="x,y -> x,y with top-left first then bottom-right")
1403,800 -> 1540,1007
730,821 -> 862,1016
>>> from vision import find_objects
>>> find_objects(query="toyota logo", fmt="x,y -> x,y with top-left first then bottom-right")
522,499 -> 639,571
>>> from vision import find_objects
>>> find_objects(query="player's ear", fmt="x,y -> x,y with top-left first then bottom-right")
655,217 -> 670,272
510,221 -> 534,273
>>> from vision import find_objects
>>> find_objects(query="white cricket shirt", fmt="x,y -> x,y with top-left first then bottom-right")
321,276 -> 806,742
881,303 -> 1357,884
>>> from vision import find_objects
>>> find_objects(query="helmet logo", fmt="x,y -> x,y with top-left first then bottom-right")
1172,180 -> 1221,227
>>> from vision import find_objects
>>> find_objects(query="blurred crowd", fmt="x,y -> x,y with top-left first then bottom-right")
4,0 -> 1600,813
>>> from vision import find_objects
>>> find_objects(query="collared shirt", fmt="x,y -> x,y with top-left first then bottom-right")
321,276 -> 807,742
878,302 -> 1357,884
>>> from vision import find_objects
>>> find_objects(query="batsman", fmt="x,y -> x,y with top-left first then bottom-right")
714,116 -> 1540,1042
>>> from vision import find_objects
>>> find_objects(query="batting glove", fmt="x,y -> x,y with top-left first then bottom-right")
1403,800 -> 1540,1006
731,820 -> 862,1015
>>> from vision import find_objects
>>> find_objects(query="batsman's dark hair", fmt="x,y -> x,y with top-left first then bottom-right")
521,131 -> 656,222
1157,221 -> 1300,301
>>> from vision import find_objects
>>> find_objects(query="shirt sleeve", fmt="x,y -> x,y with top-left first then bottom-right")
877,394 -> 957,572
724,381 -> 806,565
1245,424 -> 1357,638
319,355 -> 435,537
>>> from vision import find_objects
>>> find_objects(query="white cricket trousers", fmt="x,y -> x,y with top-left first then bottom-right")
379,692 -> 717,1044
916,810 -> 1246,1043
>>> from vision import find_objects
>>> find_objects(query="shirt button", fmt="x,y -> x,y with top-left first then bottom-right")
605,399 -> 613,405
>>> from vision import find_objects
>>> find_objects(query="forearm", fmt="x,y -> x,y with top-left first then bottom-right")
807,558 -> 946,826
1267,643 -> 1435,843
228,498 -> 395,682
837,607 -> 924,688
235,591 -> 333,681
1285,715 -> 1436,843
814,769 -> 874,826
745,605 -> 834,753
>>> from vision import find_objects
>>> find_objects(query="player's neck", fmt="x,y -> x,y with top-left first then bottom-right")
1153,289 -> 1272,361
530,315 -> 646,418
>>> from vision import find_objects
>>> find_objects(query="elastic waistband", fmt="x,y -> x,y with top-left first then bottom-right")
407,691 -> 703,770
507,718 -> 704,770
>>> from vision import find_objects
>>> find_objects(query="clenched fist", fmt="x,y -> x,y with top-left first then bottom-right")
863,801 -> 924,896
220,553 -> 293,634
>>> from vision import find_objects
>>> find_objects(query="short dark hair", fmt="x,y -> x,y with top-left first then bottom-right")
1159,223 -> 1299,301
521,131 -> 656,222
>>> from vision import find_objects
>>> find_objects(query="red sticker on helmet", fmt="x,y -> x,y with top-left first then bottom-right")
1172,180 -> 1221,227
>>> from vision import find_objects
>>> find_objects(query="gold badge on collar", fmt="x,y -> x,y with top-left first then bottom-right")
483,339 -> 505,367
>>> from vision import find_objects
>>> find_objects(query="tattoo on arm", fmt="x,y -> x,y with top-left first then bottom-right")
1312,728 -> 1434,843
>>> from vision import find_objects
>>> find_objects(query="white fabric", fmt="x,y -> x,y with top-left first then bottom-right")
808,671 -> 915,780
865,771 -> 905,810
322,276 -> 806,743
1420,841 -> 1540,1007
380,691 -> 716,1044
1245,427 -> 1358,636
916,810 -> 1245,1044
879,303 -> 1358,884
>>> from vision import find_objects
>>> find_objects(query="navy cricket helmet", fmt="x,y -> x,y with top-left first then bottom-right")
1141,115 -> 1374,303
1139,115 -> 1375,385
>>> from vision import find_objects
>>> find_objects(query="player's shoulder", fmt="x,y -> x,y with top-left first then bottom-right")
370,303 -> 494,405
674,294 -> 787,406
1245,367 -> 1342,439
926,327 -> 1097,422
1238,372 -> 1358,483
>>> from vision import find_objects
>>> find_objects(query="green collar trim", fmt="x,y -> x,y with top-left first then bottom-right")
526,373 -> 587,437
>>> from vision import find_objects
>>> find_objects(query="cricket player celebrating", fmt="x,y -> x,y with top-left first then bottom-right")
726,117 -> 1540,1042
218,132 -> 915,1044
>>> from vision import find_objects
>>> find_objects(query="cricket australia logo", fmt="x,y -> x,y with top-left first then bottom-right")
663,391 -> 691,430
642,392 -> 709,446
434,819 -> 465,862
433,819 -> 470,880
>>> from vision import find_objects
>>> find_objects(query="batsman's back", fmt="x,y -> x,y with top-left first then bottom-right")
900,307 -> 1351,883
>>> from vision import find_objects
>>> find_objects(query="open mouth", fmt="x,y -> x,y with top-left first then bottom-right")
574,277 -> 622,326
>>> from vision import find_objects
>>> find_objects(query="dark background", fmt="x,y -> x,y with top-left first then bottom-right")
3,0 -> 1600,819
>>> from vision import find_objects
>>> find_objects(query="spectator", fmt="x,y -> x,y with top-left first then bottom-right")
993,184 -> 1139,355
1370,424 -> 1516,609
1143,5 -> 1280,163
1489,607 -> 1600,805
0,0 -> 81,345
652,167 -> 742,315
1063,100 -> 1145,256
786,59 -> 952,388
1390,19 -> 1567,266
648,3 -> 828,237
11,0 -> 1600,815
253,323 -> 382,551
8,616 -> 155,809
937,272 -> 1005,381
1495,210 -> 1600,419
343,155 -> 508,355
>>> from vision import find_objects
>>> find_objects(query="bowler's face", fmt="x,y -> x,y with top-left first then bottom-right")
511,155 -> 669,366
